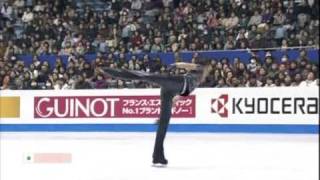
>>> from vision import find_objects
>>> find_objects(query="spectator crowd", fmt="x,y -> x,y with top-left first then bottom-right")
0,0 -> 319,90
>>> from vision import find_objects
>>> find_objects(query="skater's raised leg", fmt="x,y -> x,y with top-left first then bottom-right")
103,67 -> 143,80
103,67 -> 185,92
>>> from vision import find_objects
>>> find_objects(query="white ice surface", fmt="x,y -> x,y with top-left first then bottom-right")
0,132 -> 318,180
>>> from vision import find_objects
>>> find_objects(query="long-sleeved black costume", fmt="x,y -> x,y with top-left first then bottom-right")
103,67 -> 199,165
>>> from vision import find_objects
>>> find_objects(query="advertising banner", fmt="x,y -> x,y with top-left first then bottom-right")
195,87 -> 319,124
34,95 -> 195,118
0,87 -> 318,133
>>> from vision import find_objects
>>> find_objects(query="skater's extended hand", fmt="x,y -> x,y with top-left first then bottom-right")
96,67 -> 104,74
172,95 -> 182,106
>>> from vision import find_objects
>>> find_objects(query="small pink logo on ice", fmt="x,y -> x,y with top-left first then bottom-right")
34,96 -> 196,118
25,153 -> 72,164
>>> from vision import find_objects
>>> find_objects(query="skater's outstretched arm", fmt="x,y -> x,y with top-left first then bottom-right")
171,62 -> 212,84
170,62 -> 201,71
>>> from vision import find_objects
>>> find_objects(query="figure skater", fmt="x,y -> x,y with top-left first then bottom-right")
100,61 -> 211,166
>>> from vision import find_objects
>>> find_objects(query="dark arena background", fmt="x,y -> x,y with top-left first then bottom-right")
0,0 -> 319,180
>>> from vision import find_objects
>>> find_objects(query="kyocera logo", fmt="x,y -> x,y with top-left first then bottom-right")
211,94 -> 319,118
34,97 -> 120,118
211,94 -> 228,117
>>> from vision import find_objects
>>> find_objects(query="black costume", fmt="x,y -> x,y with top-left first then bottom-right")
103,67 -> 200,165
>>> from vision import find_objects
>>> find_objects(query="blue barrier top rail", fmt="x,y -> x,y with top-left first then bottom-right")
17,49 -> 319,69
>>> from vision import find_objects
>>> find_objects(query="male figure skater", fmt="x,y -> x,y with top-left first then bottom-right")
100,61 -> 211,166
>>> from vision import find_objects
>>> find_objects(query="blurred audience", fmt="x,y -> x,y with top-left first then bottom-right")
0,48 -> 318,90
0,0 -> 319,89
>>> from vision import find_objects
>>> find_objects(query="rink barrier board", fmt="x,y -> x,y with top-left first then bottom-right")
0,124 -> 318,134
1,87 -> 318,134
0,87 -> 318,124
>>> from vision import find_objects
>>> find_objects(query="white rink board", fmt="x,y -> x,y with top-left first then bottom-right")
0,87 -> 319,125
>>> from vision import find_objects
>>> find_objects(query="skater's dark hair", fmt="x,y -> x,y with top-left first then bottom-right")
194,58 -> 210,66
191,58 -> 210,73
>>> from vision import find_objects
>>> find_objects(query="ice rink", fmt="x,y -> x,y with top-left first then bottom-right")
0,132 -> 318,180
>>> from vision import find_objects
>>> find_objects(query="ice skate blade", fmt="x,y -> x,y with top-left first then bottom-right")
152,163 -> 167,168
